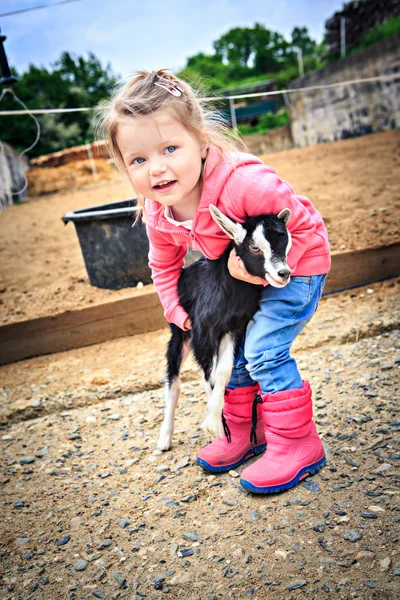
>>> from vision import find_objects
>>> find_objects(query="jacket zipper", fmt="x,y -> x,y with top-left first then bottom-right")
154,226 -> 197,251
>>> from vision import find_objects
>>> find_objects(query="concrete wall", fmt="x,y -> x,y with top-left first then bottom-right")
242,124 -> 293,155
287,33 -> 400,147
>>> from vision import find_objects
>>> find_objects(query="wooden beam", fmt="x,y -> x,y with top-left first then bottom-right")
0,286 -> 165,366
324,242 -> 400,293
0,243 -> 399,366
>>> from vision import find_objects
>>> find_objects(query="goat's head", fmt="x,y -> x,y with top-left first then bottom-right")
209,204 -> 292,288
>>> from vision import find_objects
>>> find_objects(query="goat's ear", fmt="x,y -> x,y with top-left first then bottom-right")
277,208 -> 291,224
209,204 -> 246,244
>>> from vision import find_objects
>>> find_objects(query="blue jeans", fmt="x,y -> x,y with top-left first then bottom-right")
227,275 -> 326,394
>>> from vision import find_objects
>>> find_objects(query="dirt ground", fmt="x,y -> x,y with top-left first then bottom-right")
0,131 -> 399,325
0,132 -> 399,599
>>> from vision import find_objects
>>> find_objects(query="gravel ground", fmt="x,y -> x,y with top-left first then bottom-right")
1,279 -> 399,600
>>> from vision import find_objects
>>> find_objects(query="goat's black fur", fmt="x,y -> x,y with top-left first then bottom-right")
158,208 -> 291,450
166,213 -> 289,385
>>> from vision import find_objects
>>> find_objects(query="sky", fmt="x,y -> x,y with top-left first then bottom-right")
1,0 -> 344,81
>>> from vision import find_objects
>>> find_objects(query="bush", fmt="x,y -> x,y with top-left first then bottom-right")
237,108 -> 289,136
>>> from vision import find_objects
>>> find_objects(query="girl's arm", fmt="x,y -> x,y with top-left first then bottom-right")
227,164 -> 319,273
147,225 -> 190,330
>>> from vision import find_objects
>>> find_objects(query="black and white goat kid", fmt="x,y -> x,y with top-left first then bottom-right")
157,205 -> 292,451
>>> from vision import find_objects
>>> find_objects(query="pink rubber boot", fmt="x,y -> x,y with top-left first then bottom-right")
240,381 -> 326,493
196,384 -> 266,472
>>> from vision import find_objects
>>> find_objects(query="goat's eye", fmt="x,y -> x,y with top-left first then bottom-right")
249,245 -> 261,254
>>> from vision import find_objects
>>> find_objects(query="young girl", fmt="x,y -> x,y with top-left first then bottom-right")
97,69 -> 331,494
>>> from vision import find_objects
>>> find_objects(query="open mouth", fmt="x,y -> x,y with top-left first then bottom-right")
153,180 -> 177,191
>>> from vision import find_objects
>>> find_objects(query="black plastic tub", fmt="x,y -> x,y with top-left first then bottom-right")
62,198 -> 152,289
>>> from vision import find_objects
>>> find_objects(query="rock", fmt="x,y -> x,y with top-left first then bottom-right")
112,572 -> 126,589
92,590 -> 105,598
293,498 -> 310,506
229,470 -> 240,478
118,518 -> 130,529
108,413 -> 121,420
20,456 -> 35,465
169,571 -> 192,585
361,512 -> 377,519
248,510 -> 261,522
343,530 -> 362,542
355,551 -> 375,561
274,549 -> 288,559
303,481 -> 320,492
222,499 -> 238,507
313,524 -> 325,533
35,445 -> 48,457
175,456 -> 190,470
287,579 -> 307,590
14,500 -> 24,508
380,557 -> 391,572
182,531 -> 199,542
16,538 -> 30,545
56,535 -> 70,546
98,539 -> 113,549
345,455 -> 359,467
372,463 -> 393,474
74,559 -> 88,571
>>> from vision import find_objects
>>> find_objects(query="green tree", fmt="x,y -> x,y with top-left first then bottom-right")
0,52 -> 118,157
290,26 -> 317,57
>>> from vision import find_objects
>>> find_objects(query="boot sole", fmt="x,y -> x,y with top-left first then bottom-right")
195,443 -> 267,473
240,455 -> 326,494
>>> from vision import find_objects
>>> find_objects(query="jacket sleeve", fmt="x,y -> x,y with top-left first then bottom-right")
227,163 -> 317,272
147,225 -> 190,330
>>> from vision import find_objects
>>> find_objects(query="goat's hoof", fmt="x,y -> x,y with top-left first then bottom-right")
157,429 -> 172,451
201,414 -> 223,439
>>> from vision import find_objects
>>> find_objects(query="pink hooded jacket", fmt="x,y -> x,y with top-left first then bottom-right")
145,147 -> 331,330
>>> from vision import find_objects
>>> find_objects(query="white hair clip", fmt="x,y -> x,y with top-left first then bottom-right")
154,77 -> 183,97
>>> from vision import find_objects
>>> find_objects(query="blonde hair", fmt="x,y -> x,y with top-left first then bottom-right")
95,69 -> 246,220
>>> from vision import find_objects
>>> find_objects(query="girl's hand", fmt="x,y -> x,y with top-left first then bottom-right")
184,318 -> 192,330
228,248 -> 266,285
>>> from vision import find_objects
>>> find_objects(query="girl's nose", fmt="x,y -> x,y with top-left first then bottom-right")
149,161 -> 167,176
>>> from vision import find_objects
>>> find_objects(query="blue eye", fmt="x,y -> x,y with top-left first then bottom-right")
165,145 -> 176,154
132,157 -> 145,165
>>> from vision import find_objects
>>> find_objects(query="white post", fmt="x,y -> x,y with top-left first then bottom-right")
297,48 -> 304,77
228,96 -> 238,132
86,141 -> 98,182
340,17 -> 346,58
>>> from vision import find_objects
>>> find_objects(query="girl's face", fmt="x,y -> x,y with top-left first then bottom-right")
116,109 -> 207,215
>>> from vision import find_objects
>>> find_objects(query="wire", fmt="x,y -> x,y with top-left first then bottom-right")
0,72 -> 397,116
0,0 -> 83,19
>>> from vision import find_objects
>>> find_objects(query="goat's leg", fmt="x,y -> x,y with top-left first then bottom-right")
201,334 -> 235,439
158,327 -> 190,451
203,354 -> 217,404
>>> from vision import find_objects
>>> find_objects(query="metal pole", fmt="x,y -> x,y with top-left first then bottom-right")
86,141 -> 98,182
340,17 -> 346,59
297,48 -> 304,77
0,30 -> 18,86
228,96 -> 238,131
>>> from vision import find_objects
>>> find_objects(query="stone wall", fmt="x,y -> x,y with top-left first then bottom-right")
241,124 -> 293,155
287,33 -> 400,147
